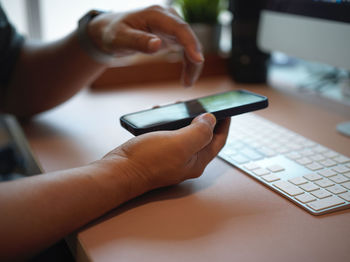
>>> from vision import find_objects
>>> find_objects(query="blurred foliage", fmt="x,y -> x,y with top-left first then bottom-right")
174,0 -> 226,24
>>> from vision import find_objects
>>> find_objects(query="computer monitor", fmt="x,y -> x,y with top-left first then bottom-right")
257,0 -> 350,136
258,0 -> 350,71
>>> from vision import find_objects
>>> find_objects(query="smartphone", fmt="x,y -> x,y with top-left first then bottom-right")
120,89 -> 268,136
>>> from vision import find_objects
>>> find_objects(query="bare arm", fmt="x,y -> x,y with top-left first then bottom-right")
2,32 -> 107,117
0,162 -> 133,260
1,6 -> 204,117
0,115 -> 230,261
0,6 -> 212,261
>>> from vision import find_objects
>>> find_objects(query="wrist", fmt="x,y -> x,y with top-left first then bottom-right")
77,10 -> 116,65
90,157 -> 151,204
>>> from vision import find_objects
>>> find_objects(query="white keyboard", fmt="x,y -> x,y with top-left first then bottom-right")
219,114 -> 350,215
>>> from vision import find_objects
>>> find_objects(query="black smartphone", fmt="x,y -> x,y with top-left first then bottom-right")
120,89 -> 268,136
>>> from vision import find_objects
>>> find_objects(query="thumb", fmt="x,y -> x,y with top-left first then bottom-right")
175,113 -> 216,155
123,28 -> 162,53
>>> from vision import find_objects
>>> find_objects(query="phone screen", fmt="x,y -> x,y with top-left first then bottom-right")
122,90 -> 266,128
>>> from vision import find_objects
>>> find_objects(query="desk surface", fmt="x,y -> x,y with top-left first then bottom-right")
24,76 -> 350,262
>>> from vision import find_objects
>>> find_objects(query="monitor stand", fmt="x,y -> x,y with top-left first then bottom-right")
337,79 -> 350,137
337,122 -> 350,137
269,61 -> 350,138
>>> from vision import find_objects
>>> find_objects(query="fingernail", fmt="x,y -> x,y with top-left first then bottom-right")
182,80 -> 192,88
181,75 -> 192,88
148,38 -> 160,52
200,113 -> 216,128
194,52 -> 204,63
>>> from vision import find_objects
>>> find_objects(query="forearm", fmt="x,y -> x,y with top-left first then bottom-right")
1,6 -> 205,117
2,30 -> 107,117
0,159 -> 147,261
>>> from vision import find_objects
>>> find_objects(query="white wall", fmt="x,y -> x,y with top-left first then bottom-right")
1,0 -> 166,41
40,0 -> 166,41
0,0 -> 28,36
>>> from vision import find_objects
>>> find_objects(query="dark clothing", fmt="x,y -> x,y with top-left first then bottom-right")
0,5 -> 24,88
0,7 -> 74,261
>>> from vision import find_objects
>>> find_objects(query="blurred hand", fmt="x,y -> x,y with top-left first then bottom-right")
87,5 -> 204,87
100,114 -> 230,192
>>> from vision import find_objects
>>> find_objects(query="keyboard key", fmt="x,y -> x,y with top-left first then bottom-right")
299,182 -> 320,192
269,143 -> 281,150
310,154 -> 326,162
343,172 -> 350,179
329,174 -> 350,184
304,173 -> 323,181
253,168 -> 270,176
240,148 -> 263,160
301,140 -> 316,148
275,147 -> 290,154
319,159 -> 337,167
230,155 -> 249,164
339,192 -> 350,201
266,165 -> 285,173
297,157 -> 312,165
243,162 -> 260,171
332,165 -> 350,174
273,181 -> 304,196
333,155 -> 350,164
289,176 -> 308,185
286,152 -> 302,160
300,149 -> 314,157
305,162 -> 323,171
318,169 -> 337,178
311,189 -> 332,199
314,179 -> 335,188
261,174 -> 280,182
326,185 -> 347,195
322,150 -> 339,158
257,147 -> 276,157
294,137 -> 307,144
295,193 -> 317,203
307,196 -> 345,211
342,182 -> 350,190
313,146 -> 328,154
286,144 -> 303,151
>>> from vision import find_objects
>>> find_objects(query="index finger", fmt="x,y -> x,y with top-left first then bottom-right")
142,7 -> 204,64
181,52 -> 203,87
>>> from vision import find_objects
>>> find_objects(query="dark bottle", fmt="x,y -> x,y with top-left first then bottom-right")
229,0 -> 270,83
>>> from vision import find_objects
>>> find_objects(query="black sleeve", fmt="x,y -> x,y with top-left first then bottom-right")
0,5 -> 24,87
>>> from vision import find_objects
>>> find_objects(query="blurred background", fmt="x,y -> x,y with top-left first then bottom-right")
1,0 -> 349,112
0,0 -> 167,41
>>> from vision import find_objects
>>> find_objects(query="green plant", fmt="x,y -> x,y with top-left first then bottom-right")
175,0 -> 222,24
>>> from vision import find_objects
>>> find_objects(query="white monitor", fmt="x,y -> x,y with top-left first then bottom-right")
257,0 -> 350,71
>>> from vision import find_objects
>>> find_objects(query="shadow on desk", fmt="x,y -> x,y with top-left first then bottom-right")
75,161 -> 277,249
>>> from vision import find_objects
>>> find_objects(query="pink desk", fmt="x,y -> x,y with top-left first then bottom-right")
24,76 -> 350,262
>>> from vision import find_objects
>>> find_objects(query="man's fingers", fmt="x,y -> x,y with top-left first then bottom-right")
181,52 -> 203,87
166,6 -> 182,19
196,118 -> 231,165
144,7 -> 205,86
126,28 -> 162,53
175,113 -> 216,155
112,28 -> 162,54
143,7 -> 204,64
185,118 -> 230,179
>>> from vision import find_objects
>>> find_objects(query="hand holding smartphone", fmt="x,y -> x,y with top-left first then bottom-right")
120,89 -> 268,136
